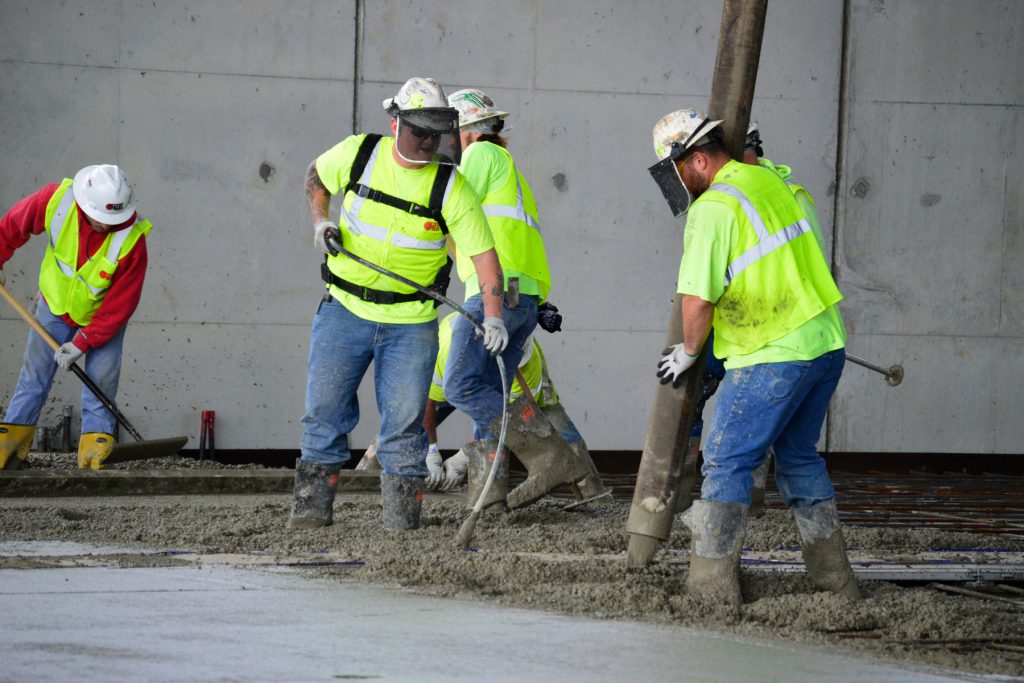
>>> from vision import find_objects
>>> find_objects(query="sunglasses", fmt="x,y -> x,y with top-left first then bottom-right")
406,123 -> 444,140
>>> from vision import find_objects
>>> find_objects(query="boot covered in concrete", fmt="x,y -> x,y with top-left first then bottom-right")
289,458 -> 343,529
381,474 -> 424,531
567,440 -> 613,503
78,433 -> 116,470
0,423 -> 35,470
465,438 -> 508,511
682,499 -> 749,607
492,400 -> 591,510
794,499 -> 861,599
749,449 -> 773,518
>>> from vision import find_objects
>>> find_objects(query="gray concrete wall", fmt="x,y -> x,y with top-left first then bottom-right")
0,1 -> 1019,455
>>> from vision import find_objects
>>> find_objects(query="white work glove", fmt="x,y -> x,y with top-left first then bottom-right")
313,220 -> 340,255
478,316 -> 509,355
439,449 -> 469,491
425,443 -> 444,489
656,343 -> 699,388
54,341 -> 84,371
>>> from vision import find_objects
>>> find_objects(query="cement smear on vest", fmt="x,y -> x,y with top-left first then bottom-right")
0,487 -> 1021,678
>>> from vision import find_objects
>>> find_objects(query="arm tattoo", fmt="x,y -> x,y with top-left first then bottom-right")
305,161 -> 331,221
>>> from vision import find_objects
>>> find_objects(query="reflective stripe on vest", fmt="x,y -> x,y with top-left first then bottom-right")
482,170 -> 541,234
710,183 -> 814,287
339,141 -> 452,251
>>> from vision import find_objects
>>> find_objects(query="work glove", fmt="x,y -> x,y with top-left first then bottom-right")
439,449 -> 469,491
54,341 -> 84,371
537,301 -> 562,333
313,220 -> 341,256
478,316 -> 509,355
656,343 -> 699,388
425,443 -> 444,489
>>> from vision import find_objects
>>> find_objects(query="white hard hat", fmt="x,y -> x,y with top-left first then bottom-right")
449,89 -> 509,133
652,108 -> 724,161
72,165 -> 137,225
383,77 -> 450,114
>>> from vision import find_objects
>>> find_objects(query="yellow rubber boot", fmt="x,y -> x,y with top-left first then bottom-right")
78,433 -> 117,470
0,424 -> 36,470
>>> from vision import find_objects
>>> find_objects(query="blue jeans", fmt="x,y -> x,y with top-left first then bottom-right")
700,349 -> 845,509
443,293 -> 538,439
4,296 -> 125,435
300,297 -> 437,477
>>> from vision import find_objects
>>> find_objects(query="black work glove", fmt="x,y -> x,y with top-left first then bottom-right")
537,301 -> 562,333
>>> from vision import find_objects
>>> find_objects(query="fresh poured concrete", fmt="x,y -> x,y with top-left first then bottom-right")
0,542 -> 969,683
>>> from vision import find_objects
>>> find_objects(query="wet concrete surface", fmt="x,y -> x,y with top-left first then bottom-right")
0,541 -> 972,683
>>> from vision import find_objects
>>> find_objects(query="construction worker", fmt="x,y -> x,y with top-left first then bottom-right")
648,108 -> 859,605
0,165 -> 151,471
294,77 -> 506,532
441,88 -> 554,506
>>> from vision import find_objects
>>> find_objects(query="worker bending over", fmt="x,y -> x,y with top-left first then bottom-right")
294,77 -> 505,532
648,108 -> 859,605
0,166 -> 151,470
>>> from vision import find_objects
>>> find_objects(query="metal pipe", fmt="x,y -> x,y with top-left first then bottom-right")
625,0 -> 768,568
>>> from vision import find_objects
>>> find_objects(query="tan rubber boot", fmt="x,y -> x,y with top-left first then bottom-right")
491,400 -> 591,510
749,449 -> 773,518
465,438 -> 509,512
567,441 -> 613,505
78,433 -> 116,470
0,423 -> 36,470
682,499 -> 749,607
794,499 -> 861,599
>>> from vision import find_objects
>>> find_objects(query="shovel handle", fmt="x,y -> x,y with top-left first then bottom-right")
0,282 -> 145,442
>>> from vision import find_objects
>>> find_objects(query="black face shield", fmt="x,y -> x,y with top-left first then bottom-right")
648,152 -> 693,218
394,108 -> 462,166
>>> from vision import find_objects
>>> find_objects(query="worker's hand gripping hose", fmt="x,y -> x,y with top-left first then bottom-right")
324,235 -> 509,548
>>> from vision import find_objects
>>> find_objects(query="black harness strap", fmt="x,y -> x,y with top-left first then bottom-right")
322,134 -> 456,307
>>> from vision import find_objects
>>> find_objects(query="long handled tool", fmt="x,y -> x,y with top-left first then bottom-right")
1,282 -> 188,463
846,353 -> 904,387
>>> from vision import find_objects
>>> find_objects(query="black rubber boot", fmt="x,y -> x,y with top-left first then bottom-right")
380,474 -> 424,531
289,458 -> 343,529
682,499 -> 749,607
465,438 -> 508,512
794,499 -> 861,599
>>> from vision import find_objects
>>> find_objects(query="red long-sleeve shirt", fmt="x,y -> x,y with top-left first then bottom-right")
0,183 -> 148,351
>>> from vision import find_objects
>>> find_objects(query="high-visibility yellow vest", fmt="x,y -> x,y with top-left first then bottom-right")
39,179 -> 152,326
324,137 -> 456,322
456,142 -> 551,300
698,161 -> 842,358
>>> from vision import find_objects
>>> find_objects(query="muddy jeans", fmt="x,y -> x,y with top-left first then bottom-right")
299,296 -> 437,477
4,296 -> 124,435
443,293 -> 538,440
700,349 -> 845,509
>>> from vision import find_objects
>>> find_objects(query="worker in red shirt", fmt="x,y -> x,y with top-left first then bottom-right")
0,165 -> 151,470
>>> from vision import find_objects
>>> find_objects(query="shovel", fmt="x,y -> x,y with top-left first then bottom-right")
0,282 -> 188,464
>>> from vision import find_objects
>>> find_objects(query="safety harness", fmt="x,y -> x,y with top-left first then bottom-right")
321,134 -> 454,306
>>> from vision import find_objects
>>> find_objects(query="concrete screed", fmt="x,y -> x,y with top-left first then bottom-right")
0,458 -> 1022,681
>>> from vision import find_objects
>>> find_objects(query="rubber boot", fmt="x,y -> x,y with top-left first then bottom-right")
492,400 -> 591,510
682,499 -> 749,607
381,474 -> 424,531
567,441 -> 613,504
794,499 -> 861,599
673,436 -> 702,515
0,423 -> 35,470
749,449 -> 773,518
465,438 -> 508,512
289,459 -> 343,529
78,433 -> 116,470
355,437 -> 382,471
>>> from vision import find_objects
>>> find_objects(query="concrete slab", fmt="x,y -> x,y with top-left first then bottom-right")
0,558 -> 968,683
